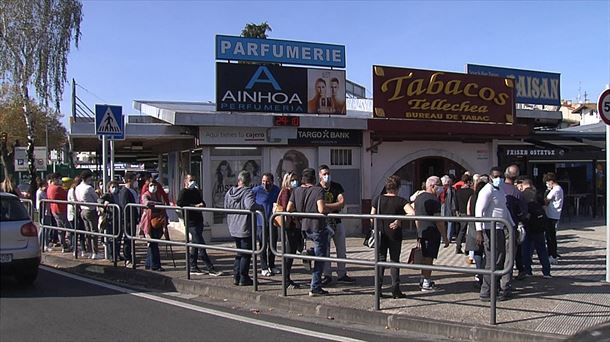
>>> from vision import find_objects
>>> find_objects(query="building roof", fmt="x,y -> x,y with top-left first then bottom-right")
572,103 -> 597,113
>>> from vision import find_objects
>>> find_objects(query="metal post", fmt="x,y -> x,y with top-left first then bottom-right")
606,125 -> 609,283
281,215 -> 287,297
112,205 -> 117,267
102,136 -> 108,193
40,201 -> 45,254
490,222 -> 497,325
73,203 -> 78,259
110,140 -> 115,182
374,216 -> 380,310
185,208 -> 190,280
252,211 -> 258,291
130,205 -> 136,269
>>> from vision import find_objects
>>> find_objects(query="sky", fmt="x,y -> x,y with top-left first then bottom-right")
59,0 -> 610,127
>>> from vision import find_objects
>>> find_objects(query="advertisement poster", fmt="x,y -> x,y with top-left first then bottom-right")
270,148 -> 316,186
216,63 -> 345,115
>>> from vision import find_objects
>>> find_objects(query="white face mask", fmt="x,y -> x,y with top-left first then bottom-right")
110,187 -> 118,194
321,174 -> 330,183
435,185 -> 444,194
546,182 -> 552,190
149,186 -> 157,193
491,177 -> 503,188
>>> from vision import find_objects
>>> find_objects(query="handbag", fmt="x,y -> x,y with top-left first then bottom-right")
363,229 -> 376,248
150,212 -> 167,230
272,189 -> 286,228
363,196 -> 382,248
407,240 -> 423,264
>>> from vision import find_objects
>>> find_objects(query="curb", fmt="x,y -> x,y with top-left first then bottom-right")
42,255 -> 563,341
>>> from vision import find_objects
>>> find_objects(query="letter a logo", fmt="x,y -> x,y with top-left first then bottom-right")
245,66 -> 281,90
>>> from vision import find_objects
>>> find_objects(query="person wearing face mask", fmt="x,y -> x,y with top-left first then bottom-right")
414,176 -> 450,291
140,180 -> 169,271
543,172 -> 563,264
177,174 -> 222,276
252,172 -> 281,277
475,167 -> 515,301
275,172 -> 303,289
75,170 -> 101,259
319,164 -> 354,285
99,181 -> 123,261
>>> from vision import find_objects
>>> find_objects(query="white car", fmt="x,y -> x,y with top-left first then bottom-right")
0,192 -> 40,285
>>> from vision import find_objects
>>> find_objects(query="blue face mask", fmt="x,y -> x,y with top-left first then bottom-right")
290,180 -> 299,188
491,177 -> 503,188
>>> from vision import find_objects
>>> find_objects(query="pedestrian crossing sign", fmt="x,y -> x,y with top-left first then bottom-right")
95,104 -> 124,139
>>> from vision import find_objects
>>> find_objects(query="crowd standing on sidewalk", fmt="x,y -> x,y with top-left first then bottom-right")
32,160 -> 566,302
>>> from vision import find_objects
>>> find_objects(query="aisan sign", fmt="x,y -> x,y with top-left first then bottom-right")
373,65 -> 515,124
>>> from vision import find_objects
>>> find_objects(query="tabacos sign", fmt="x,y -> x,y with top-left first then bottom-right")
467,64 -> 560,106
373,65 -> 515,124
216,62 -> 346,115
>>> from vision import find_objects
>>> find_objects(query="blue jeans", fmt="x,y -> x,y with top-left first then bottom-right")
304,228 -> 329,292
189,223 -> 214,269
233,237 -> 253,283
522,231 -> 551,276
145,228 -> 163,269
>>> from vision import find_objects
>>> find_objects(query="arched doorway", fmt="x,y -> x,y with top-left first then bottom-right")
393,157 -> 466,199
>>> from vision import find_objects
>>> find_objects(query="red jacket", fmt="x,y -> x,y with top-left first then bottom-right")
140,181 -> 170,205
47,184 -> 68,214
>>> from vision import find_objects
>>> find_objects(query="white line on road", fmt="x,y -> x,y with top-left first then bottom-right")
41,266 -> 366,342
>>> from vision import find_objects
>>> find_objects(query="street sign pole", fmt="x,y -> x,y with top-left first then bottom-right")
110,140 -> 115,182
102,135 -> 108,193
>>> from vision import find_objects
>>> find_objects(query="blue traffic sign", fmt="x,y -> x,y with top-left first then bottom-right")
95,104 -> 124,139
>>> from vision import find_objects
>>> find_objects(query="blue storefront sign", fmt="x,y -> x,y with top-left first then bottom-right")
216,35 -> 346,68
467,64 -> 560,106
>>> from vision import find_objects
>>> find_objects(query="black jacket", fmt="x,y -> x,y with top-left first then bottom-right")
177,187 -> 205,226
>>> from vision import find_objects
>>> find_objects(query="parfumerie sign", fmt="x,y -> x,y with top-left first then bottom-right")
216,35 -> 345,68
373,65 -> 515,124
467,64 -> 560,106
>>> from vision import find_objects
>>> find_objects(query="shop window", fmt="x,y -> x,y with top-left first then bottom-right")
330,149 -> 352,166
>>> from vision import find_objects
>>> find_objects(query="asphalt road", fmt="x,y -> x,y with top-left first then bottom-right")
1,267 -> 436,342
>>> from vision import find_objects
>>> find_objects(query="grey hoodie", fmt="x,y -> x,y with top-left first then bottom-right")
224,185 -> 260,238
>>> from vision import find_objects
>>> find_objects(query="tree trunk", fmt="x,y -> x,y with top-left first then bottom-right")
21,85 -> 38,197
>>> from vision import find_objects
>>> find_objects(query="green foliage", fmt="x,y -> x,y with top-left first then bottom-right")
241,22 -> 272,39
0,0 -> 83,110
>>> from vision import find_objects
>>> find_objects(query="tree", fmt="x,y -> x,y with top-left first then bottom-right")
0,0 -> 82,196
0,90 -> 68,177
241,22 -> 272,38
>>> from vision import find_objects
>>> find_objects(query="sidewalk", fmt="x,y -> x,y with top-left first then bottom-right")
41,217 -> 609,341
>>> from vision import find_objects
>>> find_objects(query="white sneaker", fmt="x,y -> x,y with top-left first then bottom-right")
90,253 -> 98,260
421,279 -> 436,292
80,251 -> 88,258
549,256 -> 558,265
261,269 -> 272,277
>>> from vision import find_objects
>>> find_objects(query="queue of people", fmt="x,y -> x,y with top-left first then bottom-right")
29,163 -> 564,302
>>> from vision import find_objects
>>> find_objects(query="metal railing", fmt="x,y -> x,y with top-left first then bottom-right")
270,212 -> 514,325
39,199 -> 122,266
20,198 -> 34,219
124,203 -> 266,290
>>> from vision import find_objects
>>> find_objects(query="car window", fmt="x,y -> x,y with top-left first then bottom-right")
0,197 -> 30,222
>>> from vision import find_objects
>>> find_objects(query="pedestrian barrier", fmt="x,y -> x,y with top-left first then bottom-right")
39,199 -> 122,267
270,212 -> 514,325
20,198 -> 34,219
124,203 -> 266,290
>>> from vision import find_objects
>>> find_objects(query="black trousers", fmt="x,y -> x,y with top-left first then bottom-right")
283,228 -> 304,282
377,233 -> 402,294
546,218 -> 559,258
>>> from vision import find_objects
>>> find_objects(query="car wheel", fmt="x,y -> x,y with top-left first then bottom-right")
16,268 -> 38,285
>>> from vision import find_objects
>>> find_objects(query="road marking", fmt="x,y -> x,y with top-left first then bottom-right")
41,266 -> 366,342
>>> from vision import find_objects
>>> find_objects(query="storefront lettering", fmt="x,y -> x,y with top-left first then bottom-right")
297,130 -> 350,140
221,91 -> 302,105
405,111 -> 490,122
381,72 -> 509,106
506,149 -> 556,156
408,99 -> 488,114
219,102 -> 305,112
514,75 -> 559,100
